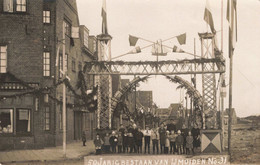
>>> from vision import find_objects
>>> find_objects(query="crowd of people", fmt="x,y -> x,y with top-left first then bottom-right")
93,123 -> 200,155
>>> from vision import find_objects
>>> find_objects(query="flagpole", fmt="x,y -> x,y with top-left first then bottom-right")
220,0 -> 225,152
228,0 -> 234,156
62,21 -> 67,158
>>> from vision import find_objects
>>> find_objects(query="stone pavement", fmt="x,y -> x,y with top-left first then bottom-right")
0,140 -> 95,164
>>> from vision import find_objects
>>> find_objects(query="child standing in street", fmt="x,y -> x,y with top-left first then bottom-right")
123,130 -> 129,153
109,131 -> 118,153
94,134 -> 103,155
128,132 -> 135,153
104,133 -> 111,153
164,131 -> 170,154
151,128 -> 159,154
82,130 -> 86,146
186,131 -> 194,155
169,130 -> 177,154
117,133 -> 123,153
136,128 -> 144,153
176,130 -> 184,155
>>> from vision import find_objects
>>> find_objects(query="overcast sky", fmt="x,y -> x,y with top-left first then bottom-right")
77,0 -> 260,117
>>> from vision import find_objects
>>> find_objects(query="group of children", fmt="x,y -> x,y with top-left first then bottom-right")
93,123 -> 200,155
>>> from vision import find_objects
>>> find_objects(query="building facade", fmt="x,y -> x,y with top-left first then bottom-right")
0,0 -> 97,150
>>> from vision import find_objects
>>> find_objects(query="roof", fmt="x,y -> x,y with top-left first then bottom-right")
224,108 -> 237,116
169,103 -> 181,111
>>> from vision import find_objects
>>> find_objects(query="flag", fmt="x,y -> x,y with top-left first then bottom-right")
151,40 -> 168,56
227,0 -> 237,57
55,44 -> 61,66
177,33 -> 186,45
172,45 -> 184,53
204,0 -> 216,34
129,35 -> 139,46
101,0 -> 108,34
128,46 -> 141,54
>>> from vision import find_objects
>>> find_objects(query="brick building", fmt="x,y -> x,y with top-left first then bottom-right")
0,0 -> 97,150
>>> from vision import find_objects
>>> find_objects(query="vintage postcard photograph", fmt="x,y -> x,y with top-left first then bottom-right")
0,0 -> 259,164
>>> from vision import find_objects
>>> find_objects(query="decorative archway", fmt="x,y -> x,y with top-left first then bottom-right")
110,75 -> 205,129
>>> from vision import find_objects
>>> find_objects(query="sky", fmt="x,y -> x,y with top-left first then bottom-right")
77,0 -> 260,117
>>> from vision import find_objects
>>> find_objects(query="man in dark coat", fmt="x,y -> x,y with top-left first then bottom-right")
159,123 -> 166,154
135,128 -> 144,153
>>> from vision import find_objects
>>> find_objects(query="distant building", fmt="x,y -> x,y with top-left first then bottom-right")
157,108 -> 171,124
224,108 -> 237,125
169,103 -> 182,119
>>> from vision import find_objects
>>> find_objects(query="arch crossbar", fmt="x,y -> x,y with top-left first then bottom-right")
84,58 -> 225,75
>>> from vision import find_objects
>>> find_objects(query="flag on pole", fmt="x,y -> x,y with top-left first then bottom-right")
101,0 -> 108,34
172,45 -> 184,53
129,35 -> 139,46
204,0 -> 216,34
128,46 -> 141,54
176,33 -> 186,45
227,0 -> 237,57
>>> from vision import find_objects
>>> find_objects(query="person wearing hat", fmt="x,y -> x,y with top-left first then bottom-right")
176,130 -> 184,155
109,131 -> 118,153
143,125 -> 152,154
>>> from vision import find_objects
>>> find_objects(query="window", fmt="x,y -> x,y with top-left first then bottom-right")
43,11 -> 51,24
3,0 -> 13,12
16,109 -> 30,133
93,40 -> 96,52
84,29 -> 89,48
43,52 -> 50,76
0,109 -> 13,134
16,0 -> 26,12
0,46 -> 7,73
71,27 -> 79,38
3,0 -> 26,13
64,20 -> 71,37
44,107 -> 50,131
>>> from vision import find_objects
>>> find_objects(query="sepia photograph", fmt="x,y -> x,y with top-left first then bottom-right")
0,0 -> 259,164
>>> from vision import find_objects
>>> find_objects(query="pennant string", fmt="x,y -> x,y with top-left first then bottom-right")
113,33 -> 189,60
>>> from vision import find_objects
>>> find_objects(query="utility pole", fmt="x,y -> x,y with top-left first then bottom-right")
62,21 -> 67,158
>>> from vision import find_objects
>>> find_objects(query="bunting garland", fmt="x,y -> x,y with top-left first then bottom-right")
0,72 -> 97,112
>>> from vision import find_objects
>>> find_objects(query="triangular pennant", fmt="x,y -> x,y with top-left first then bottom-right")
176,33 -> 186,45
129,35 -> 139,46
